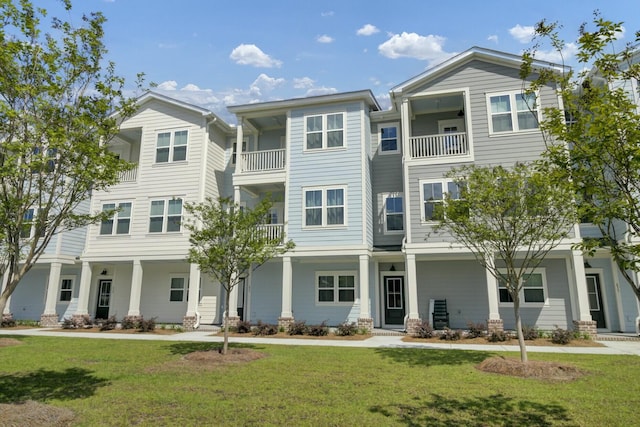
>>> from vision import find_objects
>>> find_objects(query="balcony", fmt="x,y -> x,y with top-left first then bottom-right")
256,224 -> 284,241
118,164 -> 138,183
409,132 -> 469,160
238,149 -> 285,173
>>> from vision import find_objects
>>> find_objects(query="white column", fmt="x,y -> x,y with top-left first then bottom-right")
572,250 -> 593,321
406,254 -> 419,319
186,263 -> 201,317
75,262 -> 92,315
43,262 -> 63,315
127,259 -> 143,316
280,256 -> 293,318
234,186 -> 241,205
234,119 -> 243,173
359,255 -> 370,319
228,277 -> 239,318
1,272 -> 11,315
485,255 -> 501,320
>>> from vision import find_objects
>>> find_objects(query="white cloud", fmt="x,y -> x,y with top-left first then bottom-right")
293,77 -> 315,89
376,92 -> 391,110
378,32 -> 456,65
357,24 -> 379,36
182,83 -> 201,91
306,86 -> 338,97
509,24 -> 535,43
156,80 -> 178,90
317,35 -> 334,44
532,42 -> 578,64
321,11 -> 334,17
230,44 -> 282,68
249,73 -> 285,96
487,35 -> 499,44
369,77 -> 381,86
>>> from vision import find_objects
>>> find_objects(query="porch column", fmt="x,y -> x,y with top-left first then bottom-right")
224,274 -> 240,327
183,263 -> 201,330
278,256 -> 294,329
233,186 -> 241,205
74,261 -> 92,324
235,118 -> 244,173
40,262 -> 63,326
127,259 -> 143,318
484,254 -> 503,332
358,254 -> 373,331
405,253 -> 422,334
571,250 -> 597,337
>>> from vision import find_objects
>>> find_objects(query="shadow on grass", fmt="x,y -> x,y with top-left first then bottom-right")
371,393 -> 571,426
167,342 -> 262,355
374,348 -> 493,367
0,368 -> 110,403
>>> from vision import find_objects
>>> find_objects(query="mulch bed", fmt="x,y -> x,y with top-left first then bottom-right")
220,332 -> 371,340
403,336 -> 604,347
477,356 -> 585,381
0,337 -> 23,347
0,401 -> 75,427
48,327 -> 180,335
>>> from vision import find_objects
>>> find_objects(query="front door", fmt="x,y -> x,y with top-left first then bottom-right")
586,273 -> 606,328
95,279 -> 112,319
384,276 -> 405,325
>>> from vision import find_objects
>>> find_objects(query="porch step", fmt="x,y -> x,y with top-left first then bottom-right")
371,329 -> 406,336
197,296 -> 217,325
596,333 -> 640,341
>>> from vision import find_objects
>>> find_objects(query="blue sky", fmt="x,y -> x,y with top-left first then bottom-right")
36,0 -> 640,123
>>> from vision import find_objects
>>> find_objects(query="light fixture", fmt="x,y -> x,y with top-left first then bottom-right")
390,264 -> 396,272
584,261 -> 592,269
457,108 -> 465,117
100,269 -> 108,276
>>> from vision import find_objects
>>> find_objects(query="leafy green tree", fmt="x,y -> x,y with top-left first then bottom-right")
0,0 -> 143,319
185,197 -> 294,355
522,13 -> 640,304
435,163 -> 577,362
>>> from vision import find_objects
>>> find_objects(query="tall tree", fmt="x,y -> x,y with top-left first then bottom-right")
434,163 -> 577,362
0,0 -> 142,318
185,197 -> 294,355
522,13 -> 640,304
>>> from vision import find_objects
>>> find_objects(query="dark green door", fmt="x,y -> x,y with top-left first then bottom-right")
95,279 -> 111,320
586,274 -> 606,328
384,276 -> 405,325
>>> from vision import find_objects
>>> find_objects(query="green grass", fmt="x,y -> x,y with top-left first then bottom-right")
1,335 -> 639,426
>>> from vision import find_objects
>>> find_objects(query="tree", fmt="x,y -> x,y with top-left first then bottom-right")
522,13 -> 640,305
434,163 -> 577,362
185,197 -> 295,355
0,0 -> 143,319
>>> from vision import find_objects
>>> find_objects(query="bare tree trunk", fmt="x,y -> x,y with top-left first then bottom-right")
513,299 -> 528,363
0,292 -> 8,322
222,285 -> 230,355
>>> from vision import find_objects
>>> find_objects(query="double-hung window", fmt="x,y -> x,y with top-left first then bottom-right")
316,272 -> 356,304
169,276 -> 187,302
304,187 -> 346,227
379,124 -> 399,154
100,202 -> 132,235
382,193 -> 404,233
149,198 -> 183,233
21,208 -> 35,238
305,113 -> 344,150
487,91 -> 539,134
420,180 -> 465,222
59,277 -> 74,302
156,130 -> 188,163
497,269 -> 547,305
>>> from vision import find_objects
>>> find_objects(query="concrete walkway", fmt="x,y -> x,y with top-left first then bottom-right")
2,327 -> 640,356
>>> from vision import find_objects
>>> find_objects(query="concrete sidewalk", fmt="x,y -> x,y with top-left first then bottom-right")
2,327 -> 640,356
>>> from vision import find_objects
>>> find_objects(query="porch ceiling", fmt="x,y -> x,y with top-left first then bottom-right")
410,93 -> 462,115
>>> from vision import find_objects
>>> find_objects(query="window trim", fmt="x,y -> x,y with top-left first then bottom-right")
381,192 -> 404,234
315,271 -> 357,305
486,90 -> 540,135
155,129 -> 189,163
148,198 -> 183,233
99,201 -> 133,236
378,123 -> 400,155
497,268 -> 548,307
169,275 -> 188,302
304,112 -> 345,151
302,186 -> 347,229
21,208 -> 36,239
59,276 -> 75,302
419,179 -> 464,223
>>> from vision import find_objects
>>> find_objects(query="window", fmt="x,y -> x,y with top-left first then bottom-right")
487,91 -> 538,134
383,193 -> 403,233
497,269 -> 547,305
420,180 -> 464,222
149,198 -> 183,233
59,277 -> 74,302
231,140 -> 247,164
316,272 -> 356,304
100,202 -> 132,235
169,277 -> 187,302
21,208 -> 35,238
379,124 -> 399,154
304,187 -> 346,227
156,130 -> 188,163
305,113 -> 344,150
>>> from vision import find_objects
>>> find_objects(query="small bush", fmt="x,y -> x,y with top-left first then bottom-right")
466,322 -> 486,339
121,316 -> 138,330
236,320 -> 252,334
551,327 -> 573,344
138,317 -> 156,332
61,317 -> 76,329
487,330 -> 510,342
288,320 -> 308,336
307,321 -> 329,336
335,321 -> 358,336
253,321 -> 278,336
522,325 -> 540,340
414,320 -> 434,338
16,319 -> 39,327
62,316 -> 90,329
440,327 -> 462,341
1,317 -> 16,328
99,316 -> 118,331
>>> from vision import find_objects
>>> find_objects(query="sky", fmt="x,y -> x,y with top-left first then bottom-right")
33,0 -> 640,124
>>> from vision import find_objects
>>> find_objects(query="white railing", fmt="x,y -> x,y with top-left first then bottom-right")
240,149 -> 285,172
256,224 -> 284,241
409,132 -> 469,159
119,164 -> 138,182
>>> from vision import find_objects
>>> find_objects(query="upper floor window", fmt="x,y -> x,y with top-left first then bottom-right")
21,208 -> 35,238
305,113 -> 344,150
149,198 -> 183,233
383,193 -> 404,233
420,179 -> 465,222
487,91 -> 538,134
379,124 -> 399,154
100,202 -> 132,235
59,277 -> 74,302
304,186 -> 346,227
156,130 -> 188,163
231,140 -> 247,165
497,269 -> 547,306
316,271 -> 356,304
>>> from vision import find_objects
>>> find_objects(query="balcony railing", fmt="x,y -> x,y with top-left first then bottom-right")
119,164 -> 138,182
256,224 -> 284,241
409,132 -> 469,159
239,149 -> 285,173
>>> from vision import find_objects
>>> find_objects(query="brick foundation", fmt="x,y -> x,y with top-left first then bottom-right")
406,318 -> 423,336
40,314 -> 60,327
182,315 -> 198,331
278,317 -> 295,330
487,319 -> 504,333
2,313 -> 14,324
573,320 -> 597,339
357,317 -> 374,333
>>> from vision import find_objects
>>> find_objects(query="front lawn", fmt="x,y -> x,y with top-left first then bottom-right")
0,335 -> 638,426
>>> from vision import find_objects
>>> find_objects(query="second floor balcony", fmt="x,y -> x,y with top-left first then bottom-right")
409,132 -> 469,159
238,148 -> 286,173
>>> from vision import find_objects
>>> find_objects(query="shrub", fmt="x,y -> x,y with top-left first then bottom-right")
253,321 -> 278,336
551,327 -> 573,344
99,316 -> 118,331
466,322 -> 486,339
288,320 -> 308,336
61,317 -> 76,329
1,317 -> 16,328
440,327 -> 462,341
236,320 -> 252,334
138,317 -> 156,332
414,320 -> 434,338
62,316 -> 91,329
522,325 -> 540,340
307,321 -> 329,336
335,321 -> 358,336
121,316 -> 138,330
487,330 -> 510,342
